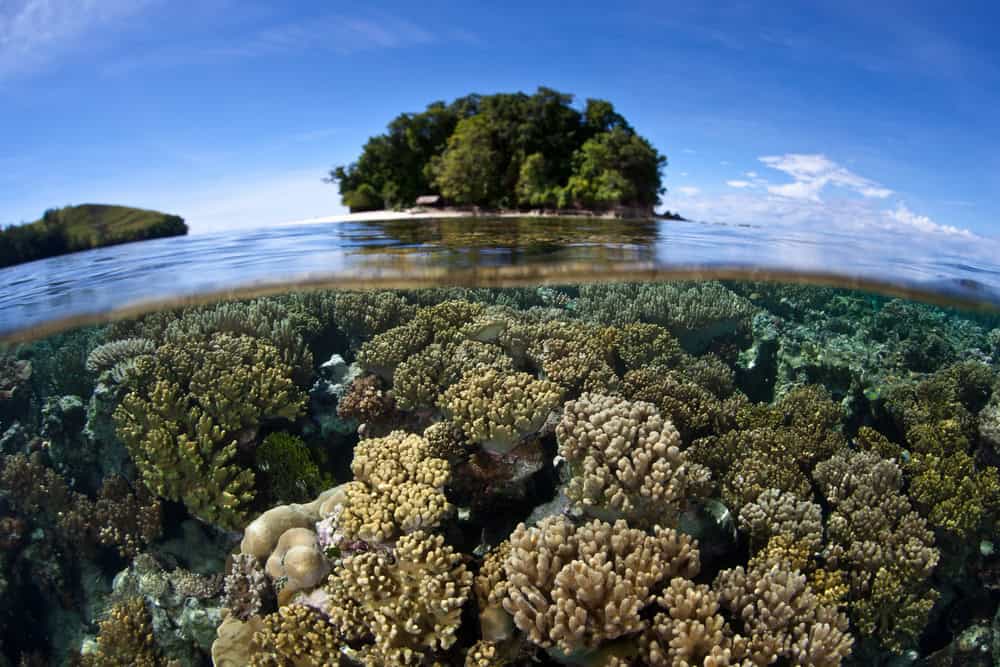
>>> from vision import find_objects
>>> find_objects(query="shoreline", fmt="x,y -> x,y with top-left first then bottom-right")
280,207 -> 685,227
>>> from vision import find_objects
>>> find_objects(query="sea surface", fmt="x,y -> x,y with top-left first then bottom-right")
2,216 -> 1000,667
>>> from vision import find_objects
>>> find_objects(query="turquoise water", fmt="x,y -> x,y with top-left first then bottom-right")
1,217 -> 999,666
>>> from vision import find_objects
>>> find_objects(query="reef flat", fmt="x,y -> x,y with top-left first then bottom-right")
1,281 -> 999,666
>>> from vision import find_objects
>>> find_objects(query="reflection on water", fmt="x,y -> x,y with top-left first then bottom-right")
0,279 -> 999,666
3,216 -> 1000,342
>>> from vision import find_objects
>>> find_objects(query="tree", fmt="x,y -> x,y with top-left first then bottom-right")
430,115 -> 503,206
561,127 -> 665,210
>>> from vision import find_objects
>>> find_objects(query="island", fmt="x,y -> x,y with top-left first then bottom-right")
0,204 -> 188,269
328,87 -> 672,218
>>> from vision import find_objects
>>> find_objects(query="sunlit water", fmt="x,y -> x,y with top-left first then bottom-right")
1,217 -> 999,667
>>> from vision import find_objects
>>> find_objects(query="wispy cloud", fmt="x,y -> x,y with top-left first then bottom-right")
0,0 -> 151,79
759,153 -> 893,201
102,11 -> 446,76
675,186 -> 701,196
726,180 -> 750,188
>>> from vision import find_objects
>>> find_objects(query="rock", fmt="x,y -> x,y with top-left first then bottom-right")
305,356 -> 363,439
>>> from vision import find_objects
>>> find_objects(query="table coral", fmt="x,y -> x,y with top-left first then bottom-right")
113,332 -> 305,530
439,367 -> 563,454
557,393 -> 712,526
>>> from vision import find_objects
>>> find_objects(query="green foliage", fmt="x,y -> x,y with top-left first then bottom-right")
255,432 -> 327,504
329,87 -> 666,212
0,204 -> 187,268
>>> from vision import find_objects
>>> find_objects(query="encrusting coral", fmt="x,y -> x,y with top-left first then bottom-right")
113,332 -> 305,529
556,393 -> 712,526
336,430 -> 452,543
439,367 -> 563,454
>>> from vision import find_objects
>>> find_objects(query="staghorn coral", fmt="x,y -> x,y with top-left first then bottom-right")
813,450 -> 939,652
394,339 -> 514,411
556,393 -> 712,526
323,530 -> 473,666
501,516 -> 699,654
249,603 -> 343,667
714,555 -> 854,667
337,431 -> 452,543
738,488 -> 823,554
439,367 -> 563,454
85,337 -> 155,377
80,597 -> 166,667
224,554 -> 275,622
114,333 -> 305,529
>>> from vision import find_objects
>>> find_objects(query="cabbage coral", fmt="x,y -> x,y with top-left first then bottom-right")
114,332 -> 305,529
439,367 -> 563,454
323,530 -> 473,666
337,430 -> 452,542
557,393 -> 712,526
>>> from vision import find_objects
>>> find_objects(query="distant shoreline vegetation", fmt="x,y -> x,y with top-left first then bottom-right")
328,87 -> 670,217
0,204 -> 187,269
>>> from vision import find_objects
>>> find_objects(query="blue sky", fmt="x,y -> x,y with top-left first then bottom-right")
1,0 -> 998,237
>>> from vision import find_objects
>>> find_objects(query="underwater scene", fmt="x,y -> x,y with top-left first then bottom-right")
2,280 -> 999,667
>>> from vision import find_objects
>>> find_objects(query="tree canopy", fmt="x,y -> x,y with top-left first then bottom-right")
328,87 -> 666,213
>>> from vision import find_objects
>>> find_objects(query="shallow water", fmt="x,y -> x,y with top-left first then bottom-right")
1,219 -> 999,667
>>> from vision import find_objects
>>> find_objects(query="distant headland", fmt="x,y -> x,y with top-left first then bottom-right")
327,87 -> 674,219
0,204 -> 187,269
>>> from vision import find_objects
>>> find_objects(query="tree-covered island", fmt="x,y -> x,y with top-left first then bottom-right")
0,204 -> 188,268
328,87 -> 670,216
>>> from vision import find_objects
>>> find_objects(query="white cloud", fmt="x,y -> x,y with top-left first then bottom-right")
726,180 -> 751,188
675,186 -> 701,196
745,171 -> 758,178
759,153 -> 893,201
0,0 -> 150,79
883,201 -> 972,237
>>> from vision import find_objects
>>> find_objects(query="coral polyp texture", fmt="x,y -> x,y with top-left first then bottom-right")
439,367 -> 564,454
556,392 -> 712,525
113,332 -> 305,529
6,281 -> 1000,667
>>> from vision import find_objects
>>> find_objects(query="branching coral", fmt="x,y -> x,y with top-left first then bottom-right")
323,530 -> 473,666
738,488 -> 823,554
714,554 -> 853,666
623,367 -> 743,442
575,281 -> 756,352
523,319 -> 620,395
500,516 -> 699,654
249,603 -> 343,667
813,450 -> 939,652
114,332 -> 305,530
394,339 -> 514,411
336,374 -> 397,430
439,367 -> 563,454
333,291 -> 417,341
81,597 -> 166,667
556,393 -> 712,526
337,431 -> 452,542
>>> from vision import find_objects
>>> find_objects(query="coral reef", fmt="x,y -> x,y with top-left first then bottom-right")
80,596 -> 165,667
254,432 -> 326,505
440,367 -> 563,454
114,332 -> 305,529
556,393 -> 712,525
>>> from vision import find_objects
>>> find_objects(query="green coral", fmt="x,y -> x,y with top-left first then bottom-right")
907,450 -> 1000,537
114,333 -> 305,529
333,291 -> 417,341
394,339 -> 513,411
255,432 -> 327,504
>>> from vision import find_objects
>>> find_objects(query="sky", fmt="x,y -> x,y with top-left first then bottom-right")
1,0 -> 999,237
